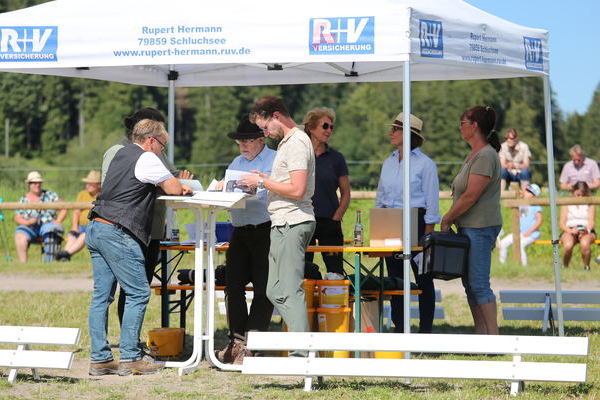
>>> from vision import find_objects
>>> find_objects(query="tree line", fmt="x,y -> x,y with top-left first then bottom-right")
1,1 -> 599,190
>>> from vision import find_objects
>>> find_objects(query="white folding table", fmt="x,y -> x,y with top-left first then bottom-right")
158,192 -> 250,375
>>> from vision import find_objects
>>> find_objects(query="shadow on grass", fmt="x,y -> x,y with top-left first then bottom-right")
8,374 -> 81,384
255,378 -> 455,393
433,322 -> 600,336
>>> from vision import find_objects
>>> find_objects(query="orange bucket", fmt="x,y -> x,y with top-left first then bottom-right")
317,279 -> 350,308
146,328 -> 184,357
317,307 -> 351,358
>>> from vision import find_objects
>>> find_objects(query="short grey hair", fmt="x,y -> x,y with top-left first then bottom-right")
569,144 -> 584,157
132,119 -> 167,144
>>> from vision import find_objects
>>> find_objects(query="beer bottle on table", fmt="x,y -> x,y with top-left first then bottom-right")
353,210 -> 364,247
171,211 -> 180,242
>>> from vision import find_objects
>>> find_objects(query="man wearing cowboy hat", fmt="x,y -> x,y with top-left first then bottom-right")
216,114 -> 276,365
375,112 -> 440,334
14,171 -> 67,262
56,170 -> 102,261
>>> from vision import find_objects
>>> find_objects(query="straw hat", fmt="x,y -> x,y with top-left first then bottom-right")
81,170 -> 101,184
387,112 -> 425,147
25,171 -> 44,183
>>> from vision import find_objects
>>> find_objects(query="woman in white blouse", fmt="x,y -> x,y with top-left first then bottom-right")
560,181 -> 595,270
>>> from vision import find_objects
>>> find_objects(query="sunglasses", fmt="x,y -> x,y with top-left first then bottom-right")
321,122 -> 334,130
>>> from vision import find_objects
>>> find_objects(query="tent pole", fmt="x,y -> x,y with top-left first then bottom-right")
543,75 -> 564,336
167,66 -> 176,165
402,60 -> 412,336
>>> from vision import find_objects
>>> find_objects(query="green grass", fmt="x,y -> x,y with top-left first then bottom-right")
0,290 -> 598,399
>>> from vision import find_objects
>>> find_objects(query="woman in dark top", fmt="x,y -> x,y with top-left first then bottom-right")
303,107 -> 350,275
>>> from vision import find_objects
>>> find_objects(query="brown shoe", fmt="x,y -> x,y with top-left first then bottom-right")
216,339 -> 236,363
233,342 -> 252,365
89,359 -> 119,376
118,357 -> 165,376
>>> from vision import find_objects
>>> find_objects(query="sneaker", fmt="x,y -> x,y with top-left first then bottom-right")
118,357 -> 165,376
595,256 -> 600,264
585,265 -> 591,271
89,359 -> 119,376
57,250 -> 71,261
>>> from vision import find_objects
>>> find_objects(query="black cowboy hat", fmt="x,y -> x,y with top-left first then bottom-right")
227,114 -> 263,140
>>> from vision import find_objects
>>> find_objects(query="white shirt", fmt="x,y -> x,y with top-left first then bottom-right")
133,144 -> 173,185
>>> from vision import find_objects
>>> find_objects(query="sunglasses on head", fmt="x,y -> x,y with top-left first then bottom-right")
321,122 -> 334,130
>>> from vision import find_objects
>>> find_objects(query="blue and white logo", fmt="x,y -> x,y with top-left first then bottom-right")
309,16 -> 374,55
0,26 -> 58,62
523,36 -> 543,71
419,19 -> 443,58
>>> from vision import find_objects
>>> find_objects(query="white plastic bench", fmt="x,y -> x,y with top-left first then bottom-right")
382,289 -> 445,329
500,290 -> 600,332
243,332 -> 589,396
0,326 -> 80,383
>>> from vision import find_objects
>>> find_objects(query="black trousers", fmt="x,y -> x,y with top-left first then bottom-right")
384,209 -> 435,333
305,217 -> 344,275
117,239 -> 159,326
225,223 -> 273,339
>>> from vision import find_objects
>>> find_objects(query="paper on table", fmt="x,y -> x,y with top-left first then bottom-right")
206,179 -> 220,191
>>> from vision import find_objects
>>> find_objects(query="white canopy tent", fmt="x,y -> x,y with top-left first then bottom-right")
0,0 -> 564,337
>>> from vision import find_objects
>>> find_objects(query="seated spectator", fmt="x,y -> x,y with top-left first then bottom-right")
498,183 -> 543,266
14,171 -> 66,262
499,128 -> 531,190
560,181 -> 595,271
559,144 -> 600,191
57,170 -> 101,261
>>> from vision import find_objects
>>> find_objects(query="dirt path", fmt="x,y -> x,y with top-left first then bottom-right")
1,274 -> 598,294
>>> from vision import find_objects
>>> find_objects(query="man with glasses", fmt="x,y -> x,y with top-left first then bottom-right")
242,96 -> 316,343
101,107 -> 193,329
216,115 -> 276,365
87,119 -> 191,376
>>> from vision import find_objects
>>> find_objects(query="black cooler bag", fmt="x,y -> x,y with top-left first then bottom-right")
421,231 -> 470,280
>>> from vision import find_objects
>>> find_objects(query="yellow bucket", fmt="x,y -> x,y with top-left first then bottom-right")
317,279 -> 350,308
146,328 -> 184,357
317,307 -> 351,358
304,279 -> 318,309
374,351 -> 404,359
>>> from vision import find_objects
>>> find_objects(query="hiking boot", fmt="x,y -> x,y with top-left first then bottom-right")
233,342 -> 252,365
118,356 -> 165,376
216,340 -> 236,363
89,359 -> 119,376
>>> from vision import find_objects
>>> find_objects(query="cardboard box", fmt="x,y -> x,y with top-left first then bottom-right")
369,208 -> 418,247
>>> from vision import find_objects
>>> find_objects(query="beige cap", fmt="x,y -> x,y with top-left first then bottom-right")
81,170 -> 101,184
387,112 -> 425,147
25,171 -> 44,183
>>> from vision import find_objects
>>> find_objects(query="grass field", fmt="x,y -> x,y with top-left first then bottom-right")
1,183 -> 599,398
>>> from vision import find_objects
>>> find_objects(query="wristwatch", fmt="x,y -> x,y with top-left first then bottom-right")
257,178 -> 265,190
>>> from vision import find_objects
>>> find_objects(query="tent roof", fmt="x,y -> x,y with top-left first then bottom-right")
0,0 -> 549,86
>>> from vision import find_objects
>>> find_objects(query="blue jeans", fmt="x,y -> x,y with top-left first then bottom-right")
458,226 -> 502,306
501,168 -> 531,183
86,221 -> 150,363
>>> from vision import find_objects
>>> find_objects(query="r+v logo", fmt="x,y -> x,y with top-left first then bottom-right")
524,37 -> 542,62
0,27 -> 55,53
420,20 -> 442,49
312,17 -> 370,44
